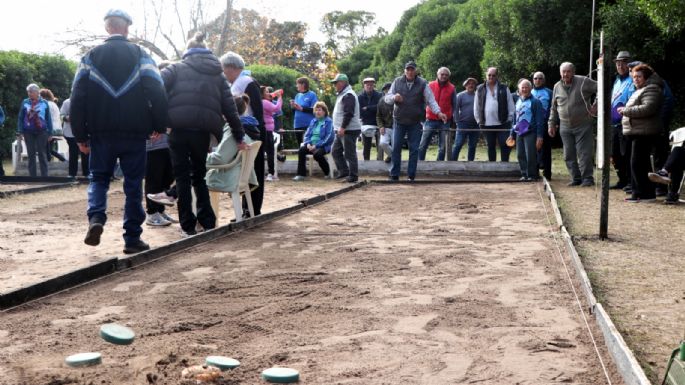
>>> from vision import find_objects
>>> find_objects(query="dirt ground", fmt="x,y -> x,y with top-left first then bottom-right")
549,179 -> 685,382
0,181 -> 623,384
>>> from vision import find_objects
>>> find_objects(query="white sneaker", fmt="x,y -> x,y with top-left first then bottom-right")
146,212 -> 171,227
272,174 -> 279,181
292,175 -> 306,181
266,174 -> 274,182
147,192 -> 176,206
160,212 -> 178,223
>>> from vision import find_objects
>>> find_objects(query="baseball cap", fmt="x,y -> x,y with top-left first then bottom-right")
330,73 -> 349,83
404,61 -> 417,69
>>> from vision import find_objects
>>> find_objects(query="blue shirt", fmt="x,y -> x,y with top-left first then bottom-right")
531,87 -> 552,121
611,75 -> 634,124
293,90 -> 317,128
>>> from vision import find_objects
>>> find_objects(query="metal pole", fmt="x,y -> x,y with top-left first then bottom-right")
599,31 -> 611,240
589,0 -> 596,75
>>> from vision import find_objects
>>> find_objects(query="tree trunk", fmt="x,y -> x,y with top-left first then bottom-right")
216,0 -> 233,55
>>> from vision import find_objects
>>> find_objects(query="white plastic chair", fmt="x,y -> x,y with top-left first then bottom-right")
670,127 -> 685,194
208,140 -> 262,225
272,132 -> 281,178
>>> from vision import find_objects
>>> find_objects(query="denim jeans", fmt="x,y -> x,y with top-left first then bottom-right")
516,133 -> 539,179
24,130 -> 49,176
484,124 -> 510,162
87,136 -> 146,245
391,122 -> 422,178
418,120 -> 448,161
452,123 -> 479,161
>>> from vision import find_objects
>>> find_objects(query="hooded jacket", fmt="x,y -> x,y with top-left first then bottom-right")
162,48 -> 244,142
622,73 -> 664,136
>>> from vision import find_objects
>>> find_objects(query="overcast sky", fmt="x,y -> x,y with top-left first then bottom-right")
0,0 -> 420,60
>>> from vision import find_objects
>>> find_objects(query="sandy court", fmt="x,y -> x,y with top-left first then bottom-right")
0,182 -> 623,384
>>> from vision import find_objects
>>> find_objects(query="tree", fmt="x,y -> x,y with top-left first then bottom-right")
636,0 -> 685,36
320,10 -> 380,57
418,28 -> 484,84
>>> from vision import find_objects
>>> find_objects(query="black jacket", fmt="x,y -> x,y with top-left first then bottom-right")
358,90 -> 382,126
71,35 -> 168,142
162,49 -> 244,142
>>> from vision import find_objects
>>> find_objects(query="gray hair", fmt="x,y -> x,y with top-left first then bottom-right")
26,83 -> 40,93
560,62 -> 575,72
220,51 -> 245,69
533,71 -> 545,80
437,67 -> 451,76
518,78 -> 532,89
186,32 -> 207,50
105,16 -> 128,33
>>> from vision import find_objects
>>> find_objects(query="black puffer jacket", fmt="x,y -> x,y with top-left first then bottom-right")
162,49 -> 244,142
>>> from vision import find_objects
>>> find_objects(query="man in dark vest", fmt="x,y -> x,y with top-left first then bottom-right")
385,61 -> 447,181
474,67 -> 515,162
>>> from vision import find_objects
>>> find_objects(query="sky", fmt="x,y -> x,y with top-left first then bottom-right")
0,0 -> 421,60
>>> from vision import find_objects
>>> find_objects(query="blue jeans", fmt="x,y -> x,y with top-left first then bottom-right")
391,122 -> 422,178
418,120 -> 448,161
452,123 -> 479,161
484,125 -> 511,162
87,136 -> 146,245
516,133 -> 539,179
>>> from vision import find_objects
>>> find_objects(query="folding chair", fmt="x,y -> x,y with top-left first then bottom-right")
207,141 -> 262,225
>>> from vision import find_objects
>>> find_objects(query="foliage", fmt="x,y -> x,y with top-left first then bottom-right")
320,10 -> 382,57
418,28 -> 484,85
635,0 -> 685,36
0,51 -> 75,158
336,37 -> 383,86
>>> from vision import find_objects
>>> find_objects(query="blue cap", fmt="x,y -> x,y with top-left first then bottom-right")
104,9 -> 133,25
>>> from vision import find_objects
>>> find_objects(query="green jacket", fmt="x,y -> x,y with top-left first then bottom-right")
205,125 -> 258,193
622,74 -> 664,136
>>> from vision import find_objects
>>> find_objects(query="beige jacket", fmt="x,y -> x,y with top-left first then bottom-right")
622,74 -> 664,136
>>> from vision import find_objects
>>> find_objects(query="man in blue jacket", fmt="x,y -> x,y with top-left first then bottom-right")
70,9 -> 168,254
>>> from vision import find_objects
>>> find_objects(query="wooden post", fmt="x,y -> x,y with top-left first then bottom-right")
599,32 -> 611,239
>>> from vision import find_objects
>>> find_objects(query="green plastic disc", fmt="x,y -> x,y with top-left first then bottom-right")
261,367 -> 300,383
206,356 -> 240,370
99,323 -> 135,345
65,352 -> 102,367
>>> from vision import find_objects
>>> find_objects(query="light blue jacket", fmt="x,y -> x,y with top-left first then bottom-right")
303,116 -> 335,153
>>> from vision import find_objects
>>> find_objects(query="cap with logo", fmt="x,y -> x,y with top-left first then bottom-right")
330,73 -> 349,83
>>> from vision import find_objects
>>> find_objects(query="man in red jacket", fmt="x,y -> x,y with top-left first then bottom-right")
419,67 -> 455,161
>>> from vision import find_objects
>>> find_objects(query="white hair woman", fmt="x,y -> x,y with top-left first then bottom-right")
507,78 -> 545,181
17,83 -> 53,176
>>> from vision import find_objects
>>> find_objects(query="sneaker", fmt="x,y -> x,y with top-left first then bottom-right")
519,176 -> 528,182
345,176 -> 359,183
160,212 -> 178,223
624,196 -> 641,203
407,176 -> 415,182
388,175 -> 399,181
147,192 -> 176,206
567,180 -> 582,186
123,239 -> 150,254
580,180 -> 595,187
292,175 -> 306,181
146,212 -> 171,227
181,229 -> 197,238
266,174 -> 274,182
664,194 -> 679,205
324,175 -> 332,180
195,223 -> 206,233
334,172 -> 349,180
384,156 -> 391,164
271,174 -> 279,181
277,154 -> 287,162
648,170 -> 671,185
84,222 -> 104,246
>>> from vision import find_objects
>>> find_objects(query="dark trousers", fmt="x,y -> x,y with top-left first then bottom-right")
611,124 -> 630,185
362,130 -> 381,161
169,130 -> 215,233
332,130 -> 359,178
484,125 -> 510,162
297,146 -> 330,176
537,127 -> 552,179
87,136 -> 146,245
294,128 -> 305,147
630,135 -> 657,199
24,131 -> 49,176
664,146 -> 685,196
265,131 -> 275,175
66,136 -> 89,177
653,132 -> 671,171
244,141 -> 264,216
145,148 -> 174,214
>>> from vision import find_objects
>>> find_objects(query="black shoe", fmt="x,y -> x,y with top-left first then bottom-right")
123,240 -> 150,254
84,222 -> 104,246
567,180 -> 582,186
334,172 -> 349,180
648,170 -> 671,185
277,154 -> 287,162
622,185 -> 632,192
665,194 -> 680,205
384,156 -> 391,163
407,176 -> 415,182
344,176 -> 358,183
580,180 -> 595,187
388,176 -> 399,181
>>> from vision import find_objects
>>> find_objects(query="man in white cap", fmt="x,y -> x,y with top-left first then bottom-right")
358,77 -> 382,161
70,9 -> 168,254
419,67 -> 455,162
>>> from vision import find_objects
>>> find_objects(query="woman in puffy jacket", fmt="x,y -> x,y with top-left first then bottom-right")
618,63 -> 664,203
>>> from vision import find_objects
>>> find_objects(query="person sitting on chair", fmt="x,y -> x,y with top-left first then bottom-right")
649,142 -> 685,204
293,101 -> 335,181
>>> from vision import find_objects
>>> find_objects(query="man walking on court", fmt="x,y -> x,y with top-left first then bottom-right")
71,9 -> 168,254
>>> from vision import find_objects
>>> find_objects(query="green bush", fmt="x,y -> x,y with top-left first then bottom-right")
0,51 -> 76,159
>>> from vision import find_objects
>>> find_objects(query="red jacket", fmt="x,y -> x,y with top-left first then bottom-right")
426,80 -> 455,120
